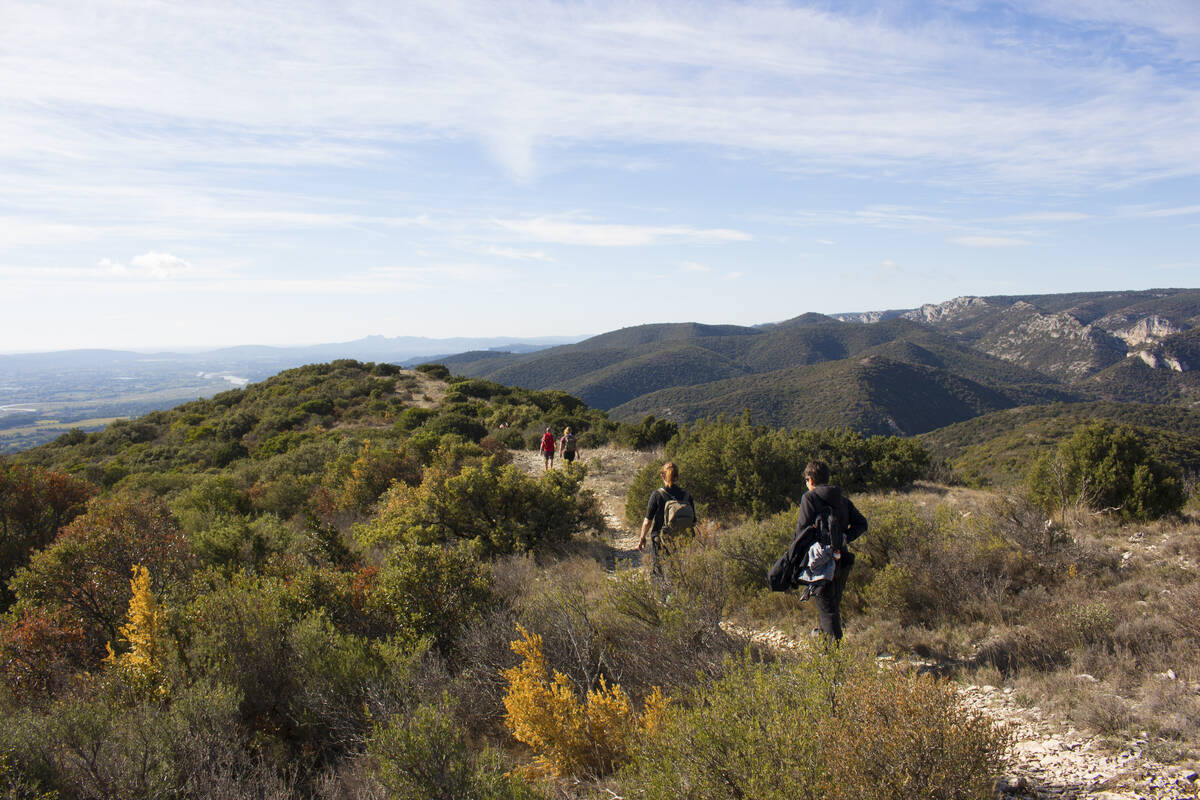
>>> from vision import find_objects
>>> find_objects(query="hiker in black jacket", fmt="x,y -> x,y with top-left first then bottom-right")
795,460 -> 867,640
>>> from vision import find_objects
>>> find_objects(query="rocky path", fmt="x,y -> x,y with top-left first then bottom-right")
722,625 -> 1198,799
515,447 -> 1199,799
512,444 -> 653,566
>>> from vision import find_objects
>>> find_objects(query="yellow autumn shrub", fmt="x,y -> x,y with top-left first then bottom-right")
502,624 -> 667,778
104,564 -> 166,697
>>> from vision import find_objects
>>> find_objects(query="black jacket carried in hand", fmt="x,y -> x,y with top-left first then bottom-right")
767,484 -> 867,592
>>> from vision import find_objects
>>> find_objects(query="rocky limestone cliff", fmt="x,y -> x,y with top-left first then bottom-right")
1135,347 -> 1191,373
902,295 -> 992,324
1105,314 -> 1187,346
979,304 -> 1126,379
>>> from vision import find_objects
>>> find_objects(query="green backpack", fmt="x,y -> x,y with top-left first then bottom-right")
658,488 -> 696,534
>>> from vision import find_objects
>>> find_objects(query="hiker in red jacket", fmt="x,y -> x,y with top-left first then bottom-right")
540,427 -> 556,470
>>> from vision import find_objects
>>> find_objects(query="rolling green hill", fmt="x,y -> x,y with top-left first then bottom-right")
608,350 -> 1072,435
918,401 -> 1200,487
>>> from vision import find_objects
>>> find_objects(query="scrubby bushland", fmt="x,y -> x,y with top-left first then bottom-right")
357,458 -> 603,557
0,676 -> 296,800
613,415 -> 678,450
0,463 -> 96,608
617,649 -> 1006,800
1027,419 -> 1185,521
624,415 -> 929,523
14,355 -> 1197,793
369,697 -> 537,800
7,492 -> 192,661
920,401 -> 1200,490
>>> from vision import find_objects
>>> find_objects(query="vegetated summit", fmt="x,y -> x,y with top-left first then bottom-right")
441,288 -> 1200,436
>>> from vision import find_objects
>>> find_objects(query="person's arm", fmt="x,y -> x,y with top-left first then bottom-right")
638,516 -> 652,550
794,493 -> 816,538
845,498 -> 868,542
639,490 -> 662,549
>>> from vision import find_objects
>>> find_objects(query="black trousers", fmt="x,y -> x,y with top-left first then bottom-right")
813,550 -> 855,639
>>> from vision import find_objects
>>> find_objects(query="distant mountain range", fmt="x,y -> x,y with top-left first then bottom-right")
0,333 -> 583,367
440,288 -> 1200,436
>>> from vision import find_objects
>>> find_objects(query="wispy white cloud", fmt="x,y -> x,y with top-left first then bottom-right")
493,217 -> 751,247
483,245 -> 555,262
129,251 -> 192,279
951,236 -> 1032,248
3,258 -> 507,295
0,218 -> 108,246
680,261 -> 711,273
2,1 -> 1196,189
785,206 -> 948,230
998,211 -> 1092,223
1120,204 -> 1200,219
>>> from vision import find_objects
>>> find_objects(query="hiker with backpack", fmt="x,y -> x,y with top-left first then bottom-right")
786,460 -> 868,640
637,461 -> 696,583
559,426 -> 579,463
540,427 -> 556,470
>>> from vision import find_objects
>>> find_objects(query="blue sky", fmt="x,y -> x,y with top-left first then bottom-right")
2,0 -> 1198,351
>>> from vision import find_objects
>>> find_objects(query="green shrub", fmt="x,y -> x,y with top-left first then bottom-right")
9,493 -> 192,656
715,510 -> 796,600
1,676 -> 290,800
624,417 -> 929,524
170,474 -> 251,535
414,363 -> 451,381
448,379 -> 510,400
369,697 -> 537,800
615,416 -> 678,450
298,398 -> 335,416
192,514 -> 295,573
367,542 -> 495,653
493,427 -> 526,450
594,564 -> 739,698
358,459 -> 602,557
286,611 -> 390,757
617,649 -> 1006,800
1027,420 -> 1185,521
425,412 -> 488,443
0,464 -> 97,609
183,573 -> 296,728
328,441 -> 423,513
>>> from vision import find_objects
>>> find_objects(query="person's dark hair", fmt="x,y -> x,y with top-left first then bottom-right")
804,460 -> 830,485
660,461 -> 679,487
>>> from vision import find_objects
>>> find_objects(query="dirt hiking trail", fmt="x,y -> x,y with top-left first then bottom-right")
512,444 -> 654,567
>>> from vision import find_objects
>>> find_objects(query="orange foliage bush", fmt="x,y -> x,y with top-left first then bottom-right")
501,624 -> 667,778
